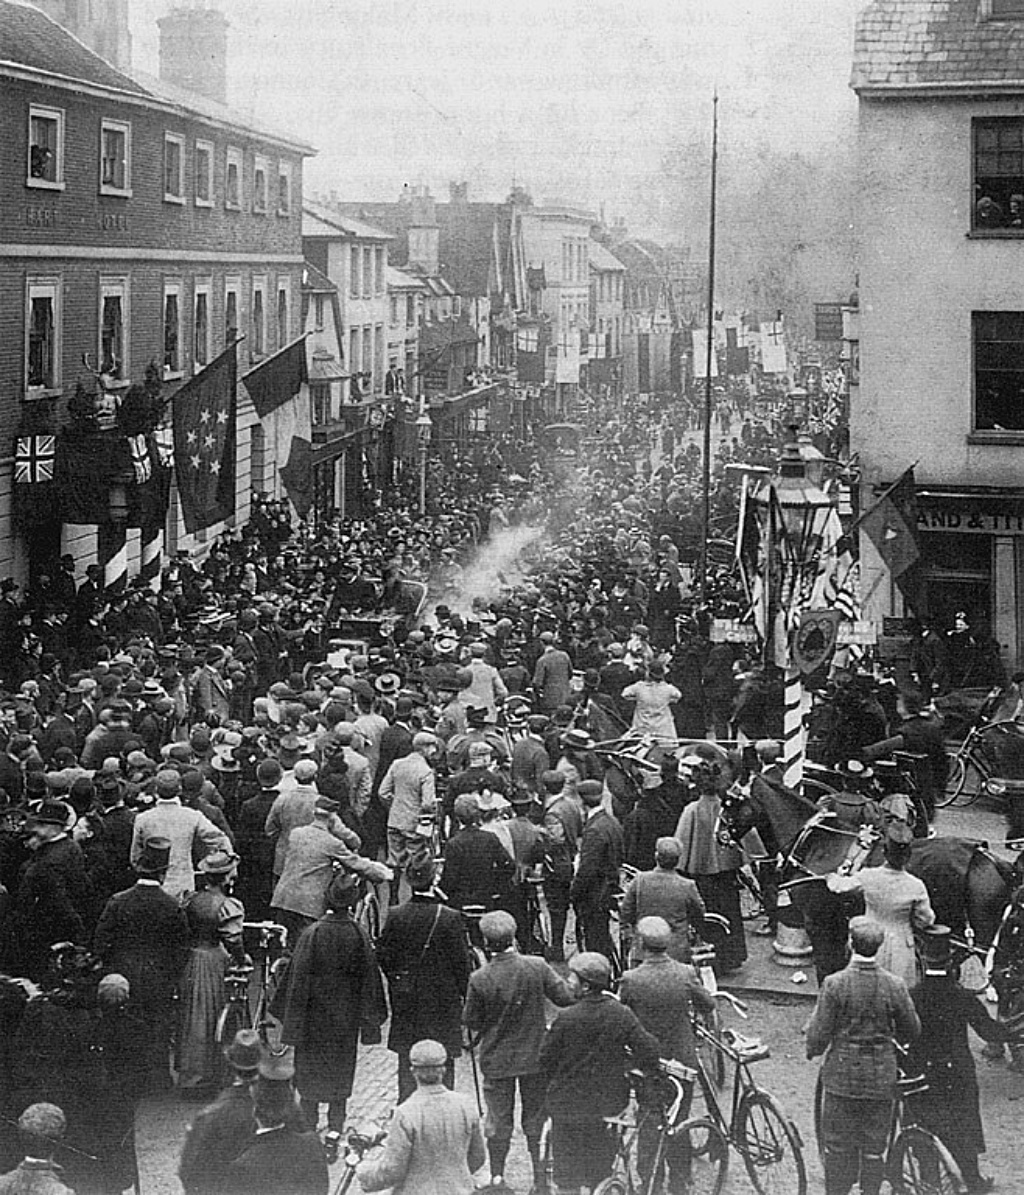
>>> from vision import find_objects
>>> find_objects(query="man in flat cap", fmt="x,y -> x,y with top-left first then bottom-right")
357,1040 -> 485,1195
464,910 -> 574,1193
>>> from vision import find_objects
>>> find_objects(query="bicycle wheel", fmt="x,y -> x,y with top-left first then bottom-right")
889,1125 -> 962,1195
214,999 -> 252,1051
736,1089 -> 807,1195
938,753 -> 967,807
591,1178 -> 629,1195
672,1117 -> 729,1195
696,1005 -> 726,1090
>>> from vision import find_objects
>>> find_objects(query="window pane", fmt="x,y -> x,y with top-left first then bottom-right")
227,162 -> 239,205
195,147 -> 210,200
102,296 -> 123,374
164,294 -> 179,370
278,172 -> 289,212
351,248 -> 360,299
165,140 -> 181,195
253,291 -> 264,354
255,169 -> 266,211
102,128 -> 125,189
226,292 -> 238,344
277,289 -> 288,345
195,294 -> 209,366
30,116 -> 58,181
28,296 -> 54,387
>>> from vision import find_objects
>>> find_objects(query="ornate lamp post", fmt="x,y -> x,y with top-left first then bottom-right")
415,405 -> 432,516
755,426 -> 835,789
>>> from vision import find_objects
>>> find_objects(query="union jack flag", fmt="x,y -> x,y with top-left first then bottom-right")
14,435 -> 54,484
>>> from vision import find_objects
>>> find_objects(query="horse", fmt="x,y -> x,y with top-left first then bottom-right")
719,765 -> 1019,983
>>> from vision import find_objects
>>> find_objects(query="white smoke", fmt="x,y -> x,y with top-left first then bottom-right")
442,522 -> 546,616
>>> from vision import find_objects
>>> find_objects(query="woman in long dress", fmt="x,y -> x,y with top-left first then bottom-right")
177,850 -> 246,1096
833,823 -> 935,987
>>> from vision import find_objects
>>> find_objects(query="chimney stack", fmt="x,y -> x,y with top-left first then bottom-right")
158,4 -> 229,106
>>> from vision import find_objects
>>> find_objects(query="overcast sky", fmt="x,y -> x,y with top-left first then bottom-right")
131,0 -> 862,233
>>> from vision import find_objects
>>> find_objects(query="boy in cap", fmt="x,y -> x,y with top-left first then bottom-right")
539,952 -> 660,1195
357,1040 -> 485,1195
0,1103 -> 73,1195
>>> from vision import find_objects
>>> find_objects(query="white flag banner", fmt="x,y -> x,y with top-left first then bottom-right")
761,321 -> 788,374
692,329 -> 719,378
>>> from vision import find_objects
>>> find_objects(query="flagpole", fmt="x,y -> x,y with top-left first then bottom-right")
845,460 -> 921,537
698,91 -> 719,605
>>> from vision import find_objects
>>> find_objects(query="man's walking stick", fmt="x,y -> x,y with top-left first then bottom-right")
466,1029 -> 483,1114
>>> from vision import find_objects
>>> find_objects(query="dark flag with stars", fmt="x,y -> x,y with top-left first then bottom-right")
172,343 -> 237,534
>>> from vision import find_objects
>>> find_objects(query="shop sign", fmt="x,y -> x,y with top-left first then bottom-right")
917,503 -> 1024,535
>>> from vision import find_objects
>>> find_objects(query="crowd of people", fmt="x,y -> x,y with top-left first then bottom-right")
0,386 -> 1012,1194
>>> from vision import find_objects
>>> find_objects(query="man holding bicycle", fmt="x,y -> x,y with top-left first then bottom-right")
805,915 -> 921,1195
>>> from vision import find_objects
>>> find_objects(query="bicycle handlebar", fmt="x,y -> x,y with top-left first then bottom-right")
243,921 -> 288,939
714,989 -> 749,1018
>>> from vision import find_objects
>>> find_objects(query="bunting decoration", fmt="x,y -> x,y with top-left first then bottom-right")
241,337 -> 311,518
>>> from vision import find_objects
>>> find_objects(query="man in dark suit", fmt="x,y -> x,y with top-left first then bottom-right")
94,837 -> 190,1094
440,796 -> 515,930
5,800 -> 93,980
235,759 -> 282,920
510,715 -> 551,798
222,1073 -> 327,1195
179,1029 -> 261,1195
570,780 -> 623,962
376,855 -> 471,1103
540,951 -> 660,1194
372,696 -> 416,797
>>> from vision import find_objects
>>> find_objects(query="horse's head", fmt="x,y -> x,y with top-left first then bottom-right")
717,781 -> 759,847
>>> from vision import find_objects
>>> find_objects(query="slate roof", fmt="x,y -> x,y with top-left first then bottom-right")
853,0 -> 1024,92
387,265 -> 427,291
302,201 -> 394,242
589,240 -> 626,271
0,0 -> 150,94
133,69 -> 315,155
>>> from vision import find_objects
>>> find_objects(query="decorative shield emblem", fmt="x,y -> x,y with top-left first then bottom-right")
792,609 -> 842,676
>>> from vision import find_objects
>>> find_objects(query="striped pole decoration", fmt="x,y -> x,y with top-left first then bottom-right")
139,523 -> 164,591
98,521 -> 128,594
782,660 -> 806,790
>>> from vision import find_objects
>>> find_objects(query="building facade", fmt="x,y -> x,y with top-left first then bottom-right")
852,0 -> 1024,668
0,1 -> 312,584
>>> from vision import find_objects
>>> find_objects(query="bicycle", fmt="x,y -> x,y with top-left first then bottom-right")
522,867 -> 552,957
813,1046 -> 962,1195
941,708 -> 1024,807
692,991 -> 807,1195
328,1124 -> 387,1194
591,1058 -> 729,1195
215,920 -> 288,1048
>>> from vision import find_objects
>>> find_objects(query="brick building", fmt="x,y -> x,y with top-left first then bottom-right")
0,1 -> 313,584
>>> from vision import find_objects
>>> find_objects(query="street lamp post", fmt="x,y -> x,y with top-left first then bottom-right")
754,425 -> 835,790
415,405 -> 432,516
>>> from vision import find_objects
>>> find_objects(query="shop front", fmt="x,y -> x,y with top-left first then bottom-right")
914,488 -> 1024,673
